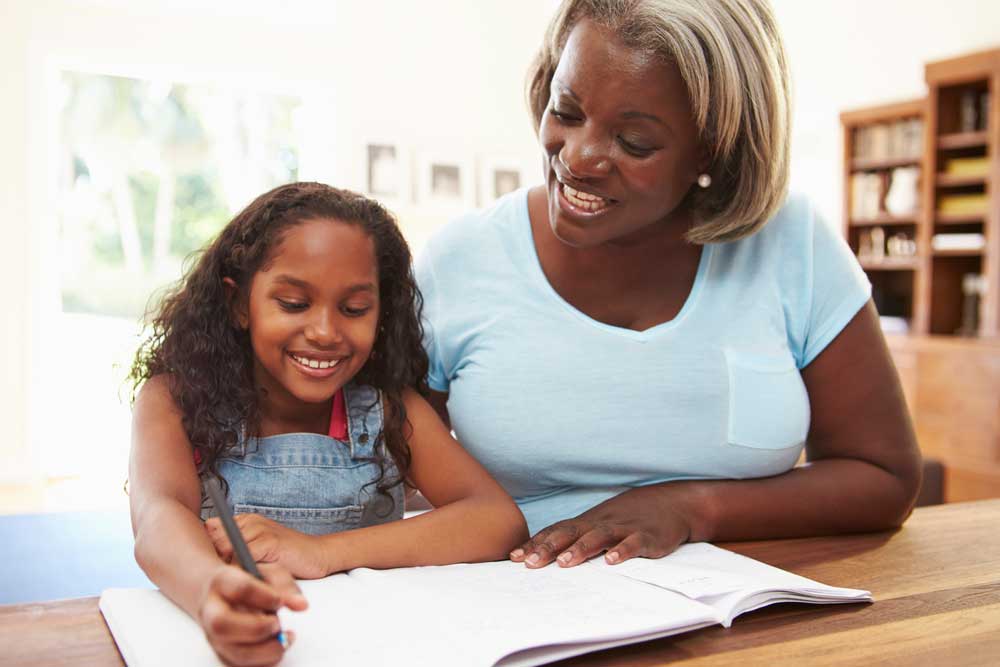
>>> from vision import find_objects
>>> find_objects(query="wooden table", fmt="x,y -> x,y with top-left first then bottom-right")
2,500 -> 999,666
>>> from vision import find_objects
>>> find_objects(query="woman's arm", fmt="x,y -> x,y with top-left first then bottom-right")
210,387 -> 528,576
130,377 -> 305,666
512,301 -> 923,568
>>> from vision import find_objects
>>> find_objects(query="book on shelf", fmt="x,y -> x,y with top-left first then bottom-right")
938,193 -> 988,216
932,233 -> 985,251
850,172 -> 884,220
852,118 -> 922,162
942,156 -> 990,177
99,542 -> 871,667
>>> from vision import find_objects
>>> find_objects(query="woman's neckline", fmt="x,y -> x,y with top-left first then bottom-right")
517,186 -> 712,342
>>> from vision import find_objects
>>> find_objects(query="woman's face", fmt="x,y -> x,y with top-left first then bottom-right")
539,18 -> 706,248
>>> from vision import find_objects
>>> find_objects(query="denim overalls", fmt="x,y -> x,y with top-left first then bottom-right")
200,383 -> 404,535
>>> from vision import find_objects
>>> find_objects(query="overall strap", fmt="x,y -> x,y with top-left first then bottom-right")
343,383 -> 384,459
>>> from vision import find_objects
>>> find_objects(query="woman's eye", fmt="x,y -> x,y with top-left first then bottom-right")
619,137 -> 655,157
550,107 -> 579,122
277,299 -> 308,312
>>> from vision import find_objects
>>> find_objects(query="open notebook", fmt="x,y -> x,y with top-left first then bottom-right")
100,542 -> 870,667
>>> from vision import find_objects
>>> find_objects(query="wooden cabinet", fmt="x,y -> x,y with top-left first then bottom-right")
888,334 -> 1000,502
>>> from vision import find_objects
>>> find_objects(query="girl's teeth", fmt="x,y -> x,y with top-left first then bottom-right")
293,355 -> 338,370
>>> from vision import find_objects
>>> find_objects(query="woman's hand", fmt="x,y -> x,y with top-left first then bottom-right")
509,485 -> 695,568
205,514 -> 332,579
197,563 -> 307,667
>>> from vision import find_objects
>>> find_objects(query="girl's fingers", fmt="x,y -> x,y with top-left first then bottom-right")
555,524 -> 619,567
205,519 -> 235,561
259,563 -> 308,611
201,594 -> 282,644
215,635 -> 289,667
214,567 -> 283,613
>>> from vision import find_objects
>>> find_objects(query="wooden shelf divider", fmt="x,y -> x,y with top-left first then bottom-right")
851,156 -> 922,171
859,257 -> 920,271
935,212 -> 988,225
850,214 -> 919,227
937,131 -> 989,150
935,173 -> 988,187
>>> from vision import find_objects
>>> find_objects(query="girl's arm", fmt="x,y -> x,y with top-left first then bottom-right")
130,376 -> 306,666
510,301 -> 924,567
209,387 -> 528,576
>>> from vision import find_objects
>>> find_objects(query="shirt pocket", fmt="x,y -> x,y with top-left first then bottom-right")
234,503 -> 364,536
724,349 -> 810,450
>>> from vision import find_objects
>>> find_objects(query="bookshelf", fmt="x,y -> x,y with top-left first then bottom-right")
922,49 -> 1000,337
840,99 -> 926,334
840,49 -> 1000,504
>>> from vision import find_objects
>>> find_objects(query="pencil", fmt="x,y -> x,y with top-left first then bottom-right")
205,477 -> 289,649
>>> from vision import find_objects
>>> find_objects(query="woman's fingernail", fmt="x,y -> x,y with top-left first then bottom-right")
557,552 -> 571,565
526,553 -> 540,565
606,551 -> 620,563
510,549 -> 524,559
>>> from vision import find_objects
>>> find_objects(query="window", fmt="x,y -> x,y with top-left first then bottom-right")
36,71 -> 300,507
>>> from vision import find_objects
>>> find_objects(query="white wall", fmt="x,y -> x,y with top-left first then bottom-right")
0,1 -> 32,481
1,0 -> 999,482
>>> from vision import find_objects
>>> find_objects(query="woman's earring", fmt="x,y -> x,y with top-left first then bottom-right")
697,174 -> 712,188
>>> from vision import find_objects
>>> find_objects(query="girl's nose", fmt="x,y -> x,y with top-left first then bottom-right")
304,309 -> 343,345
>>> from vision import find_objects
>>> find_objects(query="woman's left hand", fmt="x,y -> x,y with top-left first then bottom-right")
205,514 -> 331,579
509,485 -> 696,568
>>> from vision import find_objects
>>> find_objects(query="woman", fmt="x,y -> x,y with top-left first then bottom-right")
416,0 -> 921,569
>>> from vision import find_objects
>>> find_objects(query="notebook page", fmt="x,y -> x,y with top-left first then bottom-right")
587,543 -> 870,626
343,560 -> 720,666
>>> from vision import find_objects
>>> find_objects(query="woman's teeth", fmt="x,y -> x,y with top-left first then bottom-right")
562,184 -> 611,212
292,354 -> 340,370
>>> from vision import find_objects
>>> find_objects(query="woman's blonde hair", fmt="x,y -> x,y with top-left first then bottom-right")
527,0 -> 791,243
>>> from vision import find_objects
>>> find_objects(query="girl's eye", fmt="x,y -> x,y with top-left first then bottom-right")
619,137 -> 655,157
277,299 -> 308,312
342,305 -> 372,317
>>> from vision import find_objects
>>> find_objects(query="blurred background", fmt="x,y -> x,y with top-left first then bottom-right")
1,0 -> 998,515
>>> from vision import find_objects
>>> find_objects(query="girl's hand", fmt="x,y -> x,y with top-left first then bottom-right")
205,514 -> 332,579
509,485 -> 694,568
197,563 -> 307,667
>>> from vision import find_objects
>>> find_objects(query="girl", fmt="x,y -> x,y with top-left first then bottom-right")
128,182 -> 527,667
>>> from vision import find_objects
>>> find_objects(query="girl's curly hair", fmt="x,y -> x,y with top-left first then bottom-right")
129,182 -> 428,503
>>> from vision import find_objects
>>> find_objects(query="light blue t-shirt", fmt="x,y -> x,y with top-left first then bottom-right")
416,189 -> 871,536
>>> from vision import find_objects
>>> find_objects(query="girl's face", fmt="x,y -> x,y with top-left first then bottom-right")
243,218 -> 379,410
539,18 -> 706,248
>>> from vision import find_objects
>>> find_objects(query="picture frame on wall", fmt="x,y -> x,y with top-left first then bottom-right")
478,156 -> 533,206
364,143 -> 409,202
415,151 -> 475,208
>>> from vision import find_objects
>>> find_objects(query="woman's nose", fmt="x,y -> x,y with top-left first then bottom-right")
559,129 -> 612,179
